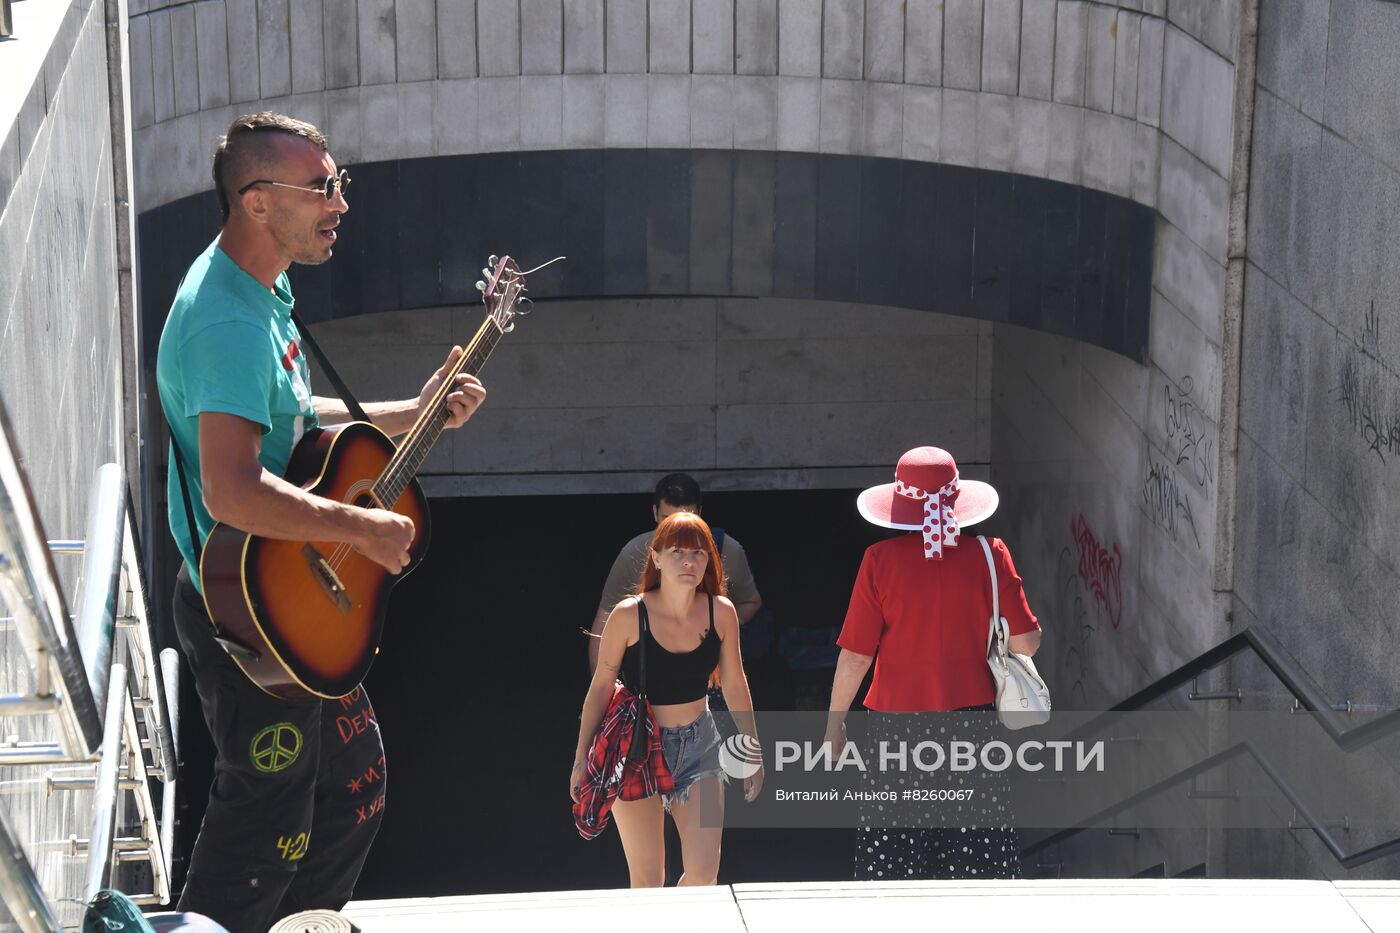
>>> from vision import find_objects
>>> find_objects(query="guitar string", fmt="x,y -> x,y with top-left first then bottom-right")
324,275 -> 516,574
322,338 -> 478,571
322,289 -> 504,568
322,315 -> 491,570
375,317 -> 499,504
323,328 -> 491,572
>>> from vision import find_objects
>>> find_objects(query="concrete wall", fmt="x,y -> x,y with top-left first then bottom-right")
985,2 -> 1251,880
1,0 -> 139,551
991,1 -> 1240,711
1002,0 -> 1400,881
1229,0 -> 1400,879
308,296 -> 993,493
128,0 -> 1174,213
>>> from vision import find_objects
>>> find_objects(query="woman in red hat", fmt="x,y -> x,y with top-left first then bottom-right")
825,446 -> 1042,880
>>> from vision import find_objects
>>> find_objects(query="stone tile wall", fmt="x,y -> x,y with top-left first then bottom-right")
305,296 -> 996,486
128,0 -> 1177,212
1230,0 -> 1400,880
990,0 -> 1239,720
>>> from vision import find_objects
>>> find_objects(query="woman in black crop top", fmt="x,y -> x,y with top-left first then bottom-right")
570,511 -> 763,887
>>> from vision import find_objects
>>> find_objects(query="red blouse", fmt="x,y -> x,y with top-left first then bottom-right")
837,534 -> 1040,712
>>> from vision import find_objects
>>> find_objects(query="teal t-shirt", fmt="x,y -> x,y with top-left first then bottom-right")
156,239 -> 318,587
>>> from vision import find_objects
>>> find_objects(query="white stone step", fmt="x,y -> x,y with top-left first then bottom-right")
342,879 -> 1400,932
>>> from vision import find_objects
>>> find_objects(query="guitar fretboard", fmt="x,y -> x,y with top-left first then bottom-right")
372,317 -> 503,507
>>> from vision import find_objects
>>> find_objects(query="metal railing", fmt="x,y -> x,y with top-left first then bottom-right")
0,433 -> 105,765
1022,624 -> 1400,869
0,399 -> 179,929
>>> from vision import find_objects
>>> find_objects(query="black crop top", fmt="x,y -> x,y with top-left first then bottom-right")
621,596 -> 720,705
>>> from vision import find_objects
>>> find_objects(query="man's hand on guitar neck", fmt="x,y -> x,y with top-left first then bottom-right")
418,346 -> 486,431
312,347 -> 487,438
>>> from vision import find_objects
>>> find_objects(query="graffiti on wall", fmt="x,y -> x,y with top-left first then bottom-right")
1143,458 -> 1200,549
1072,513 -> 1123,630
1057,544 -> 1097,706
1334,301 -> 1400,465
1142,373 -> 1214,550
1163,375 -> 1216,489
1059,514 -> 1126,705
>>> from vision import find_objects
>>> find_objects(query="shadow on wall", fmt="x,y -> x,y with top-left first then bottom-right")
136,150 -> 1155,364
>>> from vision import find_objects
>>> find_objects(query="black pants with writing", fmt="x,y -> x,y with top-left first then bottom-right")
172,568 -> 386,933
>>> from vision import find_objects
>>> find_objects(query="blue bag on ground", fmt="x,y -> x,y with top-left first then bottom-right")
83,890 -> 157,932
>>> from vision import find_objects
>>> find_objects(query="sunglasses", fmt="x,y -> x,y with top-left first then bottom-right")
238,169 -> 351,201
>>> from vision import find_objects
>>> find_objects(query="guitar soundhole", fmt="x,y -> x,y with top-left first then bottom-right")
353,492 -> 377,510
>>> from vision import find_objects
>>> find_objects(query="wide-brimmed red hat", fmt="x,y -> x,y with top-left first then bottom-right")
856,447 -> 998,559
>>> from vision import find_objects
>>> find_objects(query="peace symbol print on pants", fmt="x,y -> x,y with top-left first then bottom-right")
250,722 -> 303,773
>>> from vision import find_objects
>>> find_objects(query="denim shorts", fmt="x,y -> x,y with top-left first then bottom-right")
659,710 -> 726,808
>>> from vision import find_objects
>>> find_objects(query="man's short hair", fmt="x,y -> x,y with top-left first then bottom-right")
212,112 -> 328,222
653,473 -> 702,510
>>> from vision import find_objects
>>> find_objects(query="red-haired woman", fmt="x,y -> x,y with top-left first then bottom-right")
570,511 -> 763,886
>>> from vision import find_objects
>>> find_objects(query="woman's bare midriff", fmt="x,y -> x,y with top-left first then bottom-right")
650,697 -> 708,729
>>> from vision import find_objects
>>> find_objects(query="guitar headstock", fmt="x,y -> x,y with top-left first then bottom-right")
476,255 -> 527,333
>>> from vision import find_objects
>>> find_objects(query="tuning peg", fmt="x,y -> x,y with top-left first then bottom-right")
488,254 -> 499,267
481,268 -> 494,282
475,280 -> 486,292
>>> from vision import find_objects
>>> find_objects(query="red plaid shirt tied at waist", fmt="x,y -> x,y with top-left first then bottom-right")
572,682 -> 675,840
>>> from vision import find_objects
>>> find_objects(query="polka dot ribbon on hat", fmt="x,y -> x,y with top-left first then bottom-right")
894,474 -> 961,559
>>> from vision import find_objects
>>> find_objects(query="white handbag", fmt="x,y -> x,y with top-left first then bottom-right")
979,536 -> 1051,729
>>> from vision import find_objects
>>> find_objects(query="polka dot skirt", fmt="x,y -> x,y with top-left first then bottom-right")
854,709 -> 1022,881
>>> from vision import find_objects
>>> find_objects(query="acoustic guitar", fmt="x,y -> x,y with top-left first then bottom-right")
200,256 -> 528,699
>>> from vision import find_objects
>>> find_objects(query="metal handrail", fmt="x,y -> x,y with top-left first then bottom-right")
120,501 -> 177,785
158,647 -> 181,895
1022,736 -> 1400,868
1023,623 -> 1400,868
0,401 -> 104,758
73,464 -> 126,737
1104,625 -> 1400,750
85,648 -> 128,899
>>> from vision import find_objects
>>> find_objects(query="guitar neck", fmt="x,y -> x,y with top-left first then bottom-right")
372,316 -> 502,506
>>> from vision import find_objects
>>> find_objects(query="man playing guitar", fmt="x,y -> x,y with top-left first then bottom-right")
156,112 -> 486,932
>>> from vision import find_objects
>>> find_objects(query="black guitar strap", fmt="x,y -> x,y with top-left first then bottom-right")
290,308 -> 371,425
166,264 -> 207,570
170,437 -> 202,566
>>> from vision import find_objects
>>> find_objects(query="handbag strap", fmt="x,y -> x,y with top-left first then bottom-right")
978,535 -> 1004,655
290,308 -> 371,425
635,598 -> 650,700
